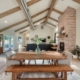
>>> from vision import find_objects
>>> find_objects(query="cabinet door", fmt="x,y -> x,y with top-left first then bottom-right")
0,34 -> 3,53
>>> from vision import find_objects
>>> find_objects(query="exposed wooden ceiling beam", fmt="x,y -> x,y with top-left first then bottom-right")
0,0 -> 41,18
20,30 -> 27,34
16,0 -> 34,29
73,0 -> 80,4
33,16 -> 46,24
20,21 -> 44,34
52,8 -> 63,14
0,19 -> 27,32
0,9 -> 48,32
49,17 -> 58,22
31,8 -> 49,18
45,0 -> 57,23
15,16 -> 46,32
22,30 -> 31,34
15,25 -> 30,32
47,21 -> 56,27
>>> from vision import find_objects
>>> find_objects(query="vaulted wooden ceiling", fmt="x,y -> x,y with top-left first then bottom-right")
0,0 -> 80,33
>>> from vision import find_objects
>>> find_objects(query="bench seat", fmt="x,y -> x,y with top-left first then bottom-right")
5,65 -> 73,80
5,65 -> 73,73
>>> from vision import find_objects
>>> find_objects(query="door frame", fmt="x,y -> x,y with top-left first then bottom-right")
0,34 -> 4,53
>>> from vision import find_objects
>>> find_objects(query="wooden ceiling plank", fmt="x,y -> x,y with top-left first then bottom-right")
0,9 -> 48,32
52,8 -> 63,14
45,0 -> 57,22
15,16 -> 46,32
0,0 -> 41,18
47,21 -> 56,27
49,17 -> 58,22
73,0 -> 80,4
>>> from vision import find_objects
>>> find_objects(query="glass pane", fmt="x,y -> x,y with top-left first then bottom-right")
4,35 -> 10,51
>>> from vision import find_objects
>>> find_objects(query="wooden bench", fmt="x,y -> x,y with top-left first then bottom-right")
5,65 -> 73,80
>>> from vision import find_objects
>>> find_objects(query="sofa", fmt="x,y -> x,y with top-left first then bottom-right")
26,44 -> 53,51
0,57 -> 6,74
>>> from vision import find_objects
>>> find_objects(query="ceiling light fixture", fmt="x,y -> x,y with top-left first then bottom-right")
5,21 -> 7,23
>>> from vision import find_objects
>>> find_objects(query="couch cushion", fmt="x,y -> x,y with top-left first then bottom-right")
0,61 -> 6,72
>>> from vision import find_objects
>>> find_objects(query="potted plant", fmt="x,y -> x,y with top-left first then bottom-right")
49,40 -> 54,44
72,45 -> 80,59
33,37 -> 42,54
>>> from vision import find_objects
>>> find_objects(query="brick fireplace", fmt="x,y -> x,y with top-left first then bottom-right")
58,7 -> 76,51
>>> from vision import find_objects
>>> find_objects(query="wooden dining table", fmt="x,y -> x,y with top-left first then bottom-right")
6,51 -> 73,80
8,51 -> 66,65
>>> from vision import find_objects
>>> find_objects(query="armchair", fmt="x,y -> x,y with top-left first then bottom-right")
58,51 -> 72,66
5,51 -> 20,67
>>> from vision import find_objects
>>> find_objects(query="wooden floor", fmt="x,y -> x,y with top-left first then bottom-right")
71,58 -> 80,76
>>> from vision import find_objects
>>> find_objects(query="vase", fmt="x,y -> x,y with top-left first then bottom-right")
35,45 -> 40,54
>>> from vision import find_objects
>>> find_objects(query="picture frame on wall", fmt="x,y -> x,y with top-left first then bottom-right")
35,35 -> 38,38
18,37 -> 22,43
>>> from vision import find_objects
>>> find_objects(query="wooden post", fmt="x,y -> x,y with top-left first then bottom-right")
64,72 -> 67,80
12,72 -> 16,80
61,72 -> 63,78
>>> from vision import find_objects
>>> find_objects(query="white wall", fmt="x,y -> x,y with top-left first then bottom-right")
0,24 -> 56,52
76,7 -> 80,46
14,32 -> 23,49
25,24 -> 55,44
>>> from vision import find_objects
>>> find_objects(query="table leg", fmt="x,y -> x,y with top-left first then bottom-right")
42,59 -> 44,64
35,60 -> 36,65
64,72 -> 67,80
54,60 -> 58,65
19,60 -> 23,65
17,73 -> 22,79
54,72 -> 58,78
61,72 -> 63,78
12,72 -> 16,80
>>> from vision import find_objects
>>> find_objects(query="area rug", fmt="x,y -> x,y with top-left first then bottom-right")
0,72 -> 80,80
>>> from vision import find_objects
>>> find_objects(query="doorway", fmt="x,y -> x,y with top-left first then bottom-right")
4,35 -> 14,51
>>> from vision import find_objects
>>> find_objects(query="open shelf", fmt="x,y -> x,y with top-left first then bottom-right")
57,35 -> 67,38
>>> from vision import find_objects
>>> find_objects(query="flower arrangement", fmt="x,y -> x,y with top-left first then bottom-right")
32,37 -> 42,45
